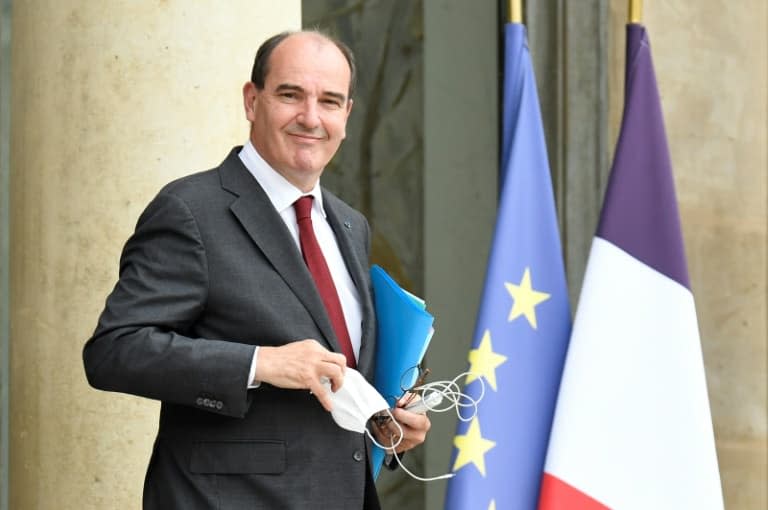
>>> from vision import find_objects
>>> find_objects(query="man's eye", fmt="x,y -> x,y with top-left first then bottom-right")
279,92 -> 298,101
321,99 -> 342,108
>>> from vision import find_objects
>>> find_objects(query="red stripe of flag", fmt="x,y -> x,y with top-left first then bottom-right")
538,473 -> 610,510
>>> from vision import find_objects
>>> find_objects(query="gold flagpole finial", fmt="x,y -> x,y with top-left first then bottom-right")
629,0 -> 643,23
509,0 -> 523,23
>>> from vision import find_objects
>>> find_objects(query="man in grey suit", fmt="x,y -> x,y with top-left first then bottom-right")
83,30 -> 430,509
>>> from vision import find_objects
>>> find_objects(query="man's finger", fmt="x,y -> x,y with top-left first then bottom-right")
391,407 -> 431,431
315,350 -> 345,388
309,380 -> 334,412
325,350 -> 347,365
320,361 -> 345,392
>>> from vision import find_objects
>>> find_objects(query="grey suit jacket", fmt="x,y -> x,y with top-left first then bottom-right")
83,147 -> 380,509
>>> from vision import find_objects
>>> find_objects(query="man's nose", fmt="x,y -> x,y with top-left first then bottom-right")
297,99 -> 321,128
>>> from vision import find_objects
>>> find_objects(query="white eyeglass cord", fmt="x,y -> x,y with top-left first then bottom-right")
369,372 -> 485,482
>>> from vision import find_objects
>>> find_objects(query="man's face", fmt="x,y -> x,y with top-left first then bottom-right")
244,34 -> 353,191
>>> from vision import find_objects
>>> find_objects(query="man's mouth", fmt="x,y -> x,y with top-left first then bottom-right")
286,128 -> 326,142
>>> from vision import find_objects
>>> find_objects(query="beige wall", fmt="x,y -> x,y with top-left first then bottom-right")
7,1 -> 766,509
9,2 -> 300,508
610,2 -> 767,508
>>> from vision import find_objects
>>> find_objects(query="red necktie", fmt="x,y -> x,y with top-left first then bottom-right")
293,196 -> 356,368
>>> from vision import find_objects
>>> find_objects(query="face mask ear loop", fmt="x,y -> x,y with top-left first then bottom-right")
405,371 -> 486,423
366,409 -> 404,452
453,371 -> 485,422
390,449 -> 455,482
366,410 -> 455,482
362,372 -> 486,483
454,371 -> 485,404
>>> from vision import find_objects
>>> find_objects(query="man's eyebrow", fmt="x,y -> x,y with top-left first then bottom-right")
275,83 -> 304,94
274,83 -> 347,103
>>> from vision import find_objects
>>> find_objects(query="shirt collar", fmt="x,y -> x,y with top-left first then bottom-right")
238,140 -> 326,217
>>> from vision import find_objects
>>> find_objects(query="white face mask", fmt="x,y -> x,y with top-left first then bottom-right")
322,368 -> 391,434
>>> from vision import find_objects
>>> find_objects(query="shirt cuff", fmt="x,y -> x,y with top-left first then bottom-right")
247,346 -> 261,389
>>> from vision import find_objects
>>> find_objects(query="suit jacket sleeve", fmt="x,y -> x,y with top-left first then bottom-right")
83,190 -> 256,418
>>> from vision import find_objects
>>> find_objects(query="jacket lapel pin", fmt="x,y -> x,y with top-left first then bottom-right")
343,221 -> 352,229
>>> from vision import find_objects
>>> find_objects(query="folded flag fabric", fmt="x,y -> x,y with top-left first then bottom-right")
539,23 -> 724,510
444,22 -> 572,510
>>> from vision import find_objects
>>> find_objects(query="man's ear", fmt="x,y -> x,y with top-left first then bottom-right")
345,98 -> 354,118
341,98 -> 354,139
242,81 -> 259,122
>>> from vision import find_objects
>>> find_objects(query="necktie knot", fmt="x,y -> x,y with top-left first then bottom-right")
294,196 -> 313,221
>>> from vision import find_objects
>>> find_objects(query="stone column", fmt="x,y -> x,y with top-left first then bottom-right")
423,2 -> 499,508
9,2 -> 299,508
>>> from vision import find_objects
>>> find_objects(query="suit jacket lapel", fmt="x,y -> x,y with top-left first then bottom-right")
219,150 -> 342,356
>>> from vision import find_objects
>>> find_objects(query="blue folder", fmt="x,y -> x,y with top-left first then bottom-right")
370,265 -> 435,478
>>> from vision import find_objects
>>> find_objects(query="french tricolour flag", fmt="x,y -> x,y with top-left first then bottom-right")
538,24 -> 724,510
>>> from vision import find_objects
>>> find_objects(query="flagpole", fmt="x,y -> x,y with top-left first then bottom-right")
629,0 -> 643,23
509,0 -> 522,23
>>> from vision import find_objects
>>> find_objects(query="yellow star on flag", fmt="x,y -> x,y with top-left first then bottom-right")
466,330 -> 507,391
505,267 -> 550,329
452,417 -> 496,476
488,501 -> 496,510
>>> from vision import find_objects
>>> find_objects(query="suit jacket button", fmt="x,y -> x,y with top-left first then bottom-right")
353,450 -> 363,462
215,401 -> 223,410
196,397 -> 203,406
203,398 -> 211,407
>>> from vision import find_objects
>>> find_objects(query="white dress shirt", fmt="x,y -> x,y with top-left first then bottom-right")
238,141 -> 364,387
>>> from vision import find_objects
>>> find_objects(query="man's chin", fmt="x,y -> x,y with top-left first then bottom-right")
282,161 -> 325,189
291,155 -> 328,175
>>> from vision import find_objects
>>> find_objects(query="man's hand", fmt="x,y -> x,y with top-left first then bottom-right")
256,340 -> 347,412
371,400 -> 431,454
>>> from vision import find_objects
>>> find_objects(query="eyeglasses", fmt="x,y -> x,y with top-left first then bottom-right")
371,365 -> 431,427
399,366 -> 431,408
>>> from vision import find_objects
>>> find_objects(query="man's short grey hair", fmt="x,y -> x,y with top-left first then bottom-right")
250,30 -> 357,101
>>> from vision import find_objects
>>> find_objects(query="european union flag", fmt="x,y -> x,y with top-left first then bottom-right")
444,23 -> 571,510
